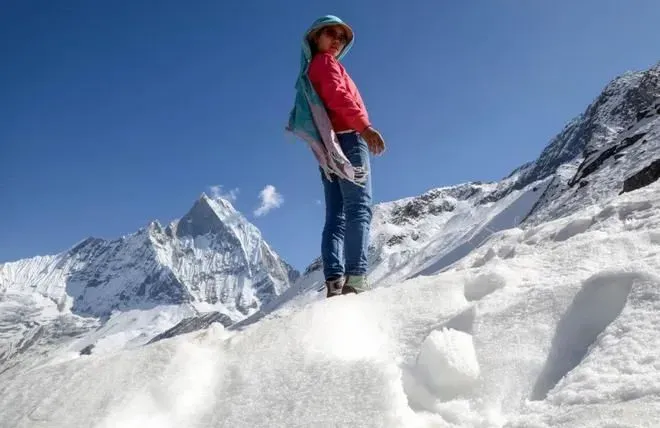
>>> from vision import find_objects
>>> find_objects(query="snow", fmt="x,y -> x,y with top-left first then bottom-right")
1,178 -> 660,427
0,195 -> 297,372
70,305 -> 197,355
414,328 -> 481,395
463,265 -> 516,301
5,61 -> 656,377
409,178 -> 551,279
250,177 -> 551,323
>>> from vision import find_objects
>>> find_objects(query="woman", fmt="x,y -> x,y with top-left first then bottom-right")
287,15 -> 386,297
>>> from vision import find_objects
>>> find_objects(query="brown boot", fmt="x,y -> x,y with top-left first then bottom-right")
325,276 -> 346,298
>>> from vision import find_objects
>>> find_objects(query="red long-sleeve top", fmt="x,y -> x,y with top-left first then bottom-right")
308,52 -> 371,133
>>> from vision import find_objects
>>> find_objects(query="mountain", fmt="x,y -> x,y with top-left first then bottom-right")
2,173 -> 659,428
1,61 -> 659,424
242,62 -> 660,326
0,194 -> 298,368
522,63 -> 660,224
5,64 -> 657,361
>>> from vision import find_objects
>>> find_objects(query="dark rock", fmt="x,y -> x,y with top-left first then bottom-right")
15,325 -> 45,354
391,198 -> 455,225
80,344 -> 94,355
620,158 -> 660,194
636,108 -> 655,121
623,133 -> 647,145
429,200 -> 456,215
570,132 -> 647,186
479,187 -> 513,205
148,312 -> 234,344
387,235 -> 405,246
392,202 -> 424,222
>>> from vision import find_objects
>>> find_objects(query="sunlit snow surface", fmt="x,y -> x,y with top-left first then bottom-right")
1,180 -> 659,427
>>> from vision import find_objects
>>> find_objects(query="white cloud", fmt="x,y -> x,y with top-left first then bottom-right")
209,185 -> 239,202
254,185 -> 283,217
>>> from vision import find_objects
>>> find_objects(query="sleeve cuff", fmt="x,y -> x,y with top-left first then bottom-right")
353,117 -> 371,134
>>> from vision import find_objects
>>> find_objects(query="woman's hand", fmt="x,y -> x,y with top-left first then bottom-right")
360,126 -> 386,155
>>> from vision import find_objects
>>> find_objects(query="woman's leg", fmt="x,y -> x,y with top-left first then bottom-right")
337,133 -> 372,280
320,168 -> 346,281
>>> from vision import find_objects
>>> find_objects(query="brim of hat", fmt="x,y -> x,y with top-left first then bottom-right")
309,22 -> 354,45
336,23 -> 354,44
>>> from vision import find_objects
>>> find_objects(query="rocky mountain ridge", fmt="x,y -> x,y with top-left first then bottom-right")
0,194 -> 298,366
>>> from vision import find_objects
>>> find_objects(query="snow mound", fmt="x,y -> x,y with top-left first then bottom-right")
416,328 -> 480,395
463,264 -> 517,301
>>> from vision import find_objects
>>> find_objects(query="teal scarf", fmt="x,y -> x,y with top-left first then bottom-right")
285,15 -> 367,186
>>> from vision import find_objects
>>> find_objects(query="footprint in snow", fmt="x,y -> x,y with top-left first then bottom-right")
530,270 -> 636,401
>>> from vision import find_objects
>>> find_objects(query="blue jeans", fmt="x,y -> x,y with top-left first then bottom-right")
320,132 -> 372,280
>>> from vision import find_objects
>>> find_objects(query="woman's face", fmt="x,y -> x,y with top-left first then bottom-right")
315,25 -> 348,56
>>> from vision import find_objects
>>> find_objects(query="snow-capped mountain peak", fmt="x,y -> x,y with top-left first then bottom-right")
171,193 -> 242,237
0,194 -> 298,366
170,193 -> 257,261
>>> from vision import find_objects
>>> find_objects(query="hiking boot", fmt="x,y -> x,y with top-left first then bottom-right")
342,275 -> 369,294
325,276 -> 346,298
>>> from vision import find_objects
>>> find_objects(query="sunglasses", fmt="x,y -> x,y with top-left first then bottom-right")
322,27 -> 348,44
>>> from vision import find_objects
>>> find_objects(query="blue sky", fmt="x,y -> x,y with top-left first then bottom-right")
2,1 -> 659,270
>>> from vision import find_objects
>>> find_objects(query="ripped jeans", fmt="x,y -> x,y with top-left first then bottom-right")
320,132 -> 372,280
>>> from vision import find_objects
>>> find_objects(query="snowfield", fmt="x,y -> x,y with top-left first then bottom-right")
1,180 -> 658,427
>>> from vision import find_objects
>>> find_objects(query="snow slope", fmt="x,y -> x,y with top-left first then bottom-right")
239,177 -> 552,329
1,178 -> 658,428
252,63 -> 660,321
